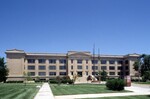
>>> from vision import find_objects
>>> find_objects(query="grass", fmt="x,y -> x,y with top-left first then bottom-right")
134,82 -> 150,84
50,84 -> 129,96
0,83 -> 42,99
84,95 -> 150,99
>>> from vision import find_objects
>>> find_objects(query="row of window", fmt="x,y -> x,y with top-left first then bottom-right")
28,59 -> 129,64
28,65 -> 129,70
28,71 -> 129,76
28,72 -> 66,76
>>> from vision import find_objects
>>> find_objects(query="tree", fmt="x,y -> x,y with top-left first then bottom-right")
0,57 -> 9,82
100,70 -> 107,81
133,54 -> 150,81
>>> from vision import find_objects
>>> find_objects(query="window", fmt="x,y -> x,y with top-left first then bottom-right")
126,66 -> 129,70
59,66 -> 66,70
49,66 -> 56,70
118,60 -> 123,64
109,66 -> 115,70
86,72 -> 88,75
49,72 -> 56,76
27,59 -> 35,63
109,72 -> 115,75
49,59 -> 56,64
101,60 -> 107,64
59,59 -> 66,64
38,72 -> 46,76
86,60 -> 88,64
39,66 -> 46,70
126,72 -> 129,75
86,66 -> 88,69
92,72 -> 98,75
77,65 -> 82,69
118,66 -> 122,70
125,60 -> 129,64
101,66 -> 107,70
71,72 -> 73,75
77,59 -> 82,64
28,66 -> 35,70
28,72 -> 35,76
92,60 -> 98,64
71,59 -> 73,63
109,60 -> 115,64
92,66 -> 98,70
71,65 -> 73,69
60,72 -> 66,75
38,59 -> 46,63
118,72 -> 121,75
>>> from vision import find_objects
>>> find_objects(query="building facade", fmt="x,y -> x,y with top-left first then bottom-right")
5,49 -> 139,81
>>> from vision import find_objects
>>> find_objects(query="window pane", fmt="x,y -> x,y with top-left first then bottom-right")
27,59 -> 35,63
59,59 -> 66,64
109,60 -> 115,64
109,66 -> 115,70
117,60 -> 123,64
109,72 -> 115,75
28,72 -> 35,76
101,66 -> 107,70
28,66 -> 35,70
92,66 -> 98,70
49,66 -> 56,70
60,72 -> 66,75
49,72 -> 56,76
92,60 -> 98,64
39,66 -> 46,70
38,59 -> 46,63
49,59 -> 56,64
77,65 -> 82,69
59,66 -> 66,70
38,72 -> 46,76
77,59 -> 82,64
101,60 -> 107,64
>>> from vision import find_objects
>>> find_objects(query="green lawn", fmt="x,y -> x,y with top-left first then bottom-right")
85,95 -> 150,99
134,82 -> 150,84
0,83 -> 42,99
50,84 -> 129,96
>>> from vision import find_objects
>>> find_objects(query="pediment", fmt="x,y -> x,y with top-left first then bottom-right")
68,51 -> 91,59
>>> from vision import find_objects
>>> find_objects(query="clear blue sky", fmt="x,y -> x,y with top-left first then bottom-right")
0,0 -> 150,58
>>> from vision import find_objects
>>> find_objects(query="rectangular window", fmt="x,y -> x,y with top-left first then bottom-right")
77,65 -> 82,69
71,72 -> 73,75
117,60 -> 123,64
71,65 -> 73,69
77,59 -> 82,64
28,66 -> 35,70
86,72 -> 88,75
27,59 -> 35,63
71,59 -> 73,63
60,72 -> 66,75
49,66 -> 56,70
92,72 -> 98,75
101,60 -> 107,64
92,66 -> 98,70
126,71 -> 129,75
101,66 -> 107,70
109,60 -> 115,64
59,59 -> 66,64
109,66 -> 115,70
118,72 -> 121,75
86,60 -> 88,64
59,66 -> 66,70
86,66 -> 88,69
49,72 -> 56,76
92,60 -> 98,64
118,66 -> 122,70
126,66 -> 129,70
109,72 -> 115,75
39,66 -> 46,70
38,59 -> 46,63
125,60 -> 129,64
49,59 -> 56,64
28,72 -> 35,76
38,72 -> 46,76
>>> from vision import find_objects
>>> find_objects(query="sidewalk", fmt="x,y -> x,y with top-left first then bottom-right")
55,86 -> 150,99
34,83 -> 54,99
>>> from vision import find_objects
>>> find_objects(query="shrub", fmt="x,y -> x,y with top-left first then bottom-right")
49,80 -> 57,84
6,81 -> 23,83
106,79 -> 125,91
68,79 -> 74,84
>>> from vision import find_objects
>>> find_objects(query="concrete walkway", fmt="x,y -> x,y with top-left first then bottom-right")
34,83 -> 54,99
55,84 -> 150,99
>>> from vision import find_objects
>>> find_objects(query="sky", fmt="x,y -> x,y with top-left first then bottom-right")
0,0 -> 150,58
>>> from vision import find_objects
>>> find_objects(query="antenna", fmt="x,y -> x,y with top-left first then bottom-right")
93,44 -> 96,76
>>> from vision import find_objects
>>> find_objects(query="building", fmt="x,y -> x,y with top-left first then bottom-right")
5,49 -> 139,81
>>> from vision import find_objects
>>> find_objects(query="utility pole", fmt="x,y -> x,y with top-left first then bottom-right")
98,48 -> 101,83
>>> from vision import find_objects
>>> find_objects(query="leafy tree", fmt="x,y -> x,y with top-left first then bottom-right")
101,70 -> 108,81
134,54 -> 150,81
0,57 -> 9,82
142,71 -> 150,82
